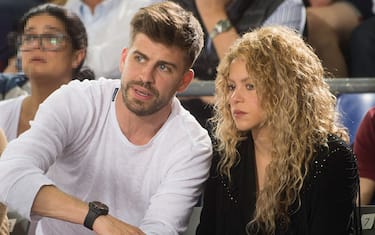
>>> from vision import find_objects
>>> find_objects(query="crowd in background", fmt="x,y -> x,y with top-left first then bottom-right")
0,0 -> 374,235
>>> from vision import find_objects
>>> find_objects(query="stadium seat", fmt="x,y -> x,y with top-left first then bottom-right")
336,93 -> 375,145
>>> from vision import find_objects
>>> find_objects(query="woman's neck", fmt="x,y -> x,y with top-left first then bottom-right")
252,126 -> 272,156
252,127 -> 273,191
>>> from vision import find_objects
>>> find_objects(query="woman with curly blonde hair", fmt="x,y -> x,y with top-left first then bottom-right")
196,26 -> 359,235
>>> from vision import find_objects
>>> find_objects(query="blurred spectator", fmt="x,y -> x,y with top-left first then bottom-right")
350,14 -> 375,77
172,0 -> 306,128
0,0 -> 44,72
0,3 -> 92,141
305,0 -> 372,77
0,73 -> 30,100
64,0 -> 162,79
0,0 -> 68,73
354,106 -> 375,204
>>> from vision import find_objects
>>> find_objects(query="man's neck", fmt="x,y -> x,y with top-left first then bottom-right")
115,91 -> 172,145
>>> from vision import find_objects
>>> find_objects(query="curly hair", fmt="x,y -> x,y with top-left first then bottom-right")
210,26 -> 348,234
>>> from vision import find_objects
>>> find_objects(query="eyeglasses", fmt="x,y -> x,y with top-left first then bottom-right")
19,33 -> 69,51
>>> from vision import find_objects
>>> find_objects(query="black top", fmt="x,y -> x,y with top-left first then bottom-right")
196,134 -> 359,235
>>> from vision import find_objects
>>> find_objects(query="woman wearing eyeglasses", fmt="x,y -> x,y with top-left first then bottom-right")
0,3 -> 93,142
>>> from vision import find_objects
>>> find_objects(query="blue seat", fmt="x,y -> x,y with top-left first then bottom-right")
336,93 -> 375,145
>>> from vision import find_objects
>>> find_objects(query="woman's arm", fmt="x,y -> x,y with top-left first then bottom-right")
309,139 -> 358,234
195,0 -> 239,60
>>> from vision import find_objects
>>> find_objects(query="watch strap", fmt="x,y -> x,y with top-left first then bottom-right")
83,201 -> 109,230
83,208 -> 98,230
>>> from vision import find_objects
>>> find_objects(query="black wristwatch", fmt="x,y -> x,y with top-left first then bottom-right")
83,201 -> 109,230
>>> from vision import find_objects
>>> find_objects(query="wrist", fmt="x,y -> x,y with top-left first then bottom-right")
83,201 -> 109,230
209,19 -> 233,39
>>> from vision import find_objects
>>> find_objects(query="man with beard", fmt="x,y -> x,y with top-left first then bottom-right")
0,2 -> 212,235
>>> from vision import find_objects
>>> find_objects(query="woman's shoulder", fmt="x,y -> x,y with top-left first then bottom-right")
320,134 -> 355,162
311,133 -> 357,184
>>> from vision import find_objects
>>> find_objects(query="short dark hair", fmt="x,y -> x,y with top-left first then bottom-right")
130,1 -> 204,69
18,3 -> 88,77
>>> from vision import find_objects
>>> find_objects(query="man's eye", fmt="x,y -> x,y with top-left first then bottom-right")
159,63 -> 172,73
159,64 -> 171,72
135,55 -> 144,62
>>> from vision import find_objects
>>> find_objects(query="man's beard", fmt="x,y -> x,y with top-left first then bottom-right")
121,80 -> 166,116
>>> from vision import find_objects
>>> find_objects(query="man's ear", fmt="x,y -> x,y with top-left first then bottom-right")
119,48 -> 128,73
72,49 -> 86,69
177,69 -> 194,93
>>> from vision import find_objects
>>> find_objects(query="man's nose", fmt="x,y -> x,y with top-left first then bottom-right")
139,65 -> 155,83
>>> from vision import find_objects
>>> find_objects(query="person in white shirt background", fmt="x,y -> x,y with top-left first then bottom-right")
65,0 -> 163,79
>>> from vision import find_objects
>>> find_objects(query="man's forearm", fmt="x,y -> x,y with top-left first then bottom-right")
31,185 -> 88,225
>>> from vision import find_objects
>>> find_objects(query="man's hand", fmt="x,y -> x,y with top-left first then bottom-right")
93,215 -> 145,235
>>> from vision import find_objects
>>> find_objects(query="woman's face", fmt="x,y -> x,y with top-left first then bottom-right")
227,58 -> 266,132
20,14 -> 81,81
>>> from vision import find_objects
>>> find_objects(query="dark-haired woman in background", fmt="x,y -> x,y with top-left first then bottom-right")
0,3 -> 93,142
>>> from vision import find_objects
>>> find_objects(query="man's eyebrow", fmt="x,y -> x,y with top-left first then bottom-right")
133,50 -> 149,60
133,49 -> 178,69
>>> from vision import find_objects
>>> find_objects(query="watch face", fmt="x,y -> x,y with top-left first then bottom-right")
90,201 -> 109,214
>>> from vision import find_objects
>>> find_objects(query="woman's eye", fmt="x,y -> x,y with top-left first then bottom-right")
246,84 -> 255,90
228,84 -> 235,91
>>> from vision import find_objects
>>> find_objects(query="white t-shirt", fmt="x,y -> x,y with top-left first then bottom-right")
0,78 -> 212,235
0,95 -> 26,141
